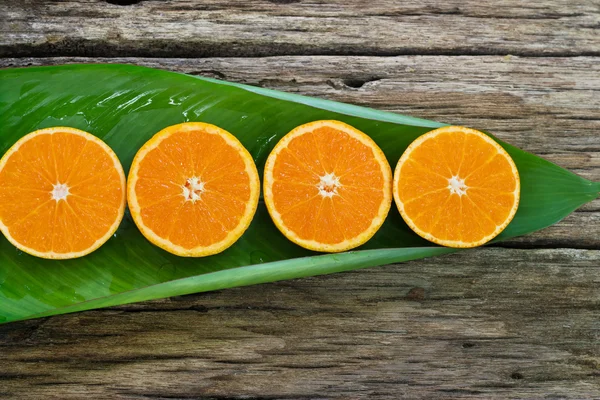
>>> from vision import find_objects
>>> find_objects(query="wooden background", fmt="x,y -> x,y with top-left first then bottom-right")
0,1 -> 599,398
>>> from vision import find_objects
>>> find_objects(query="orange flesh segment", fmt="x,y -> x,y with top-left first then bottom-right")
394,126 -> 520,248
128,123 -> 259,257
265,120 -> 392,252
0,128 -> 125,258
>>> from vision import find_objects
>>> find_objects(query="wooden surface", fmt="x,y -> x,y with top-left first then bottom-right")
1,1 -> 599,399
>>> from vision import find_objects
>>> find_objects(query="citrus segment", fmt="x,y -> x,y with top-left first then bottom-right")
393,126 -> 520,248
0,127 -> 126,259
127,122 -> 260,257
264,120 -> 392,252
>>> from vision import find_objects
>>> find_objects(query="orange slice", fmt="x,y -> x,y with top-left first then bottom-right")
127,122 -> 260,257
264,120 -> 392,252
393,126 -> 520,248
0,127 -> 126,259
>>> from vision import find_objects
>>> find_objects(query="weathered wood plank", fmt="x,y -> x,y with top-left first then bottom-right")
1,0 -> 599,57
3,56 -> 599,248
1,248 -> 599,399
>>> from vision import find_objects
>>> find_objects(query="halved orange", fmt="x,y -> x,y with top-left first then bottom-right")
393,126 -> 520,248
264,120 -> 392,252
0,127 -> 126,259
127,122 -> 260,257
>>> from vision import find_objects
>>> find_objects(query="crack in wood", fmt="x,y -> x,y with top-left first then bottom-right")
3,40 -> 600,58
104,0 -> 144,5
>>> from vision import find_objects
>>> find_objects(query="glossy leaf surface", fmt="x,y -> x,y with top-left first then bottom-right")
0,64 -> 597,323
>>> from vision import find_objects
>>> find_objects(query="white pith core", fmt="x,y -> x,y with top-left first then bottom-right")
51,183 -> 70,201
317,172 -> 341,198
182,177 -> 205,202
448,175 -> 468,196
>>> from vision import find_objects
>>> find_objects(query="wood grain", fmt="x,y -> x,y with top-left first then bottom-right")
1,1 -> 600,398
1,248 -> 599,399
1,0 -> 600,57
3,56 -> 599,249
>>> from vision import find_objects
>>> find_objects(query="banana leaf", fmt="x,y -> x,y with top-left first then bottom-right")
0,64 -> 598,324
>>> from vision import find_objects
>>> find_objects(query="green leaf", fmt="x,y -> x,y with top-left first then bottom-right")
0,64 -> 597,324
